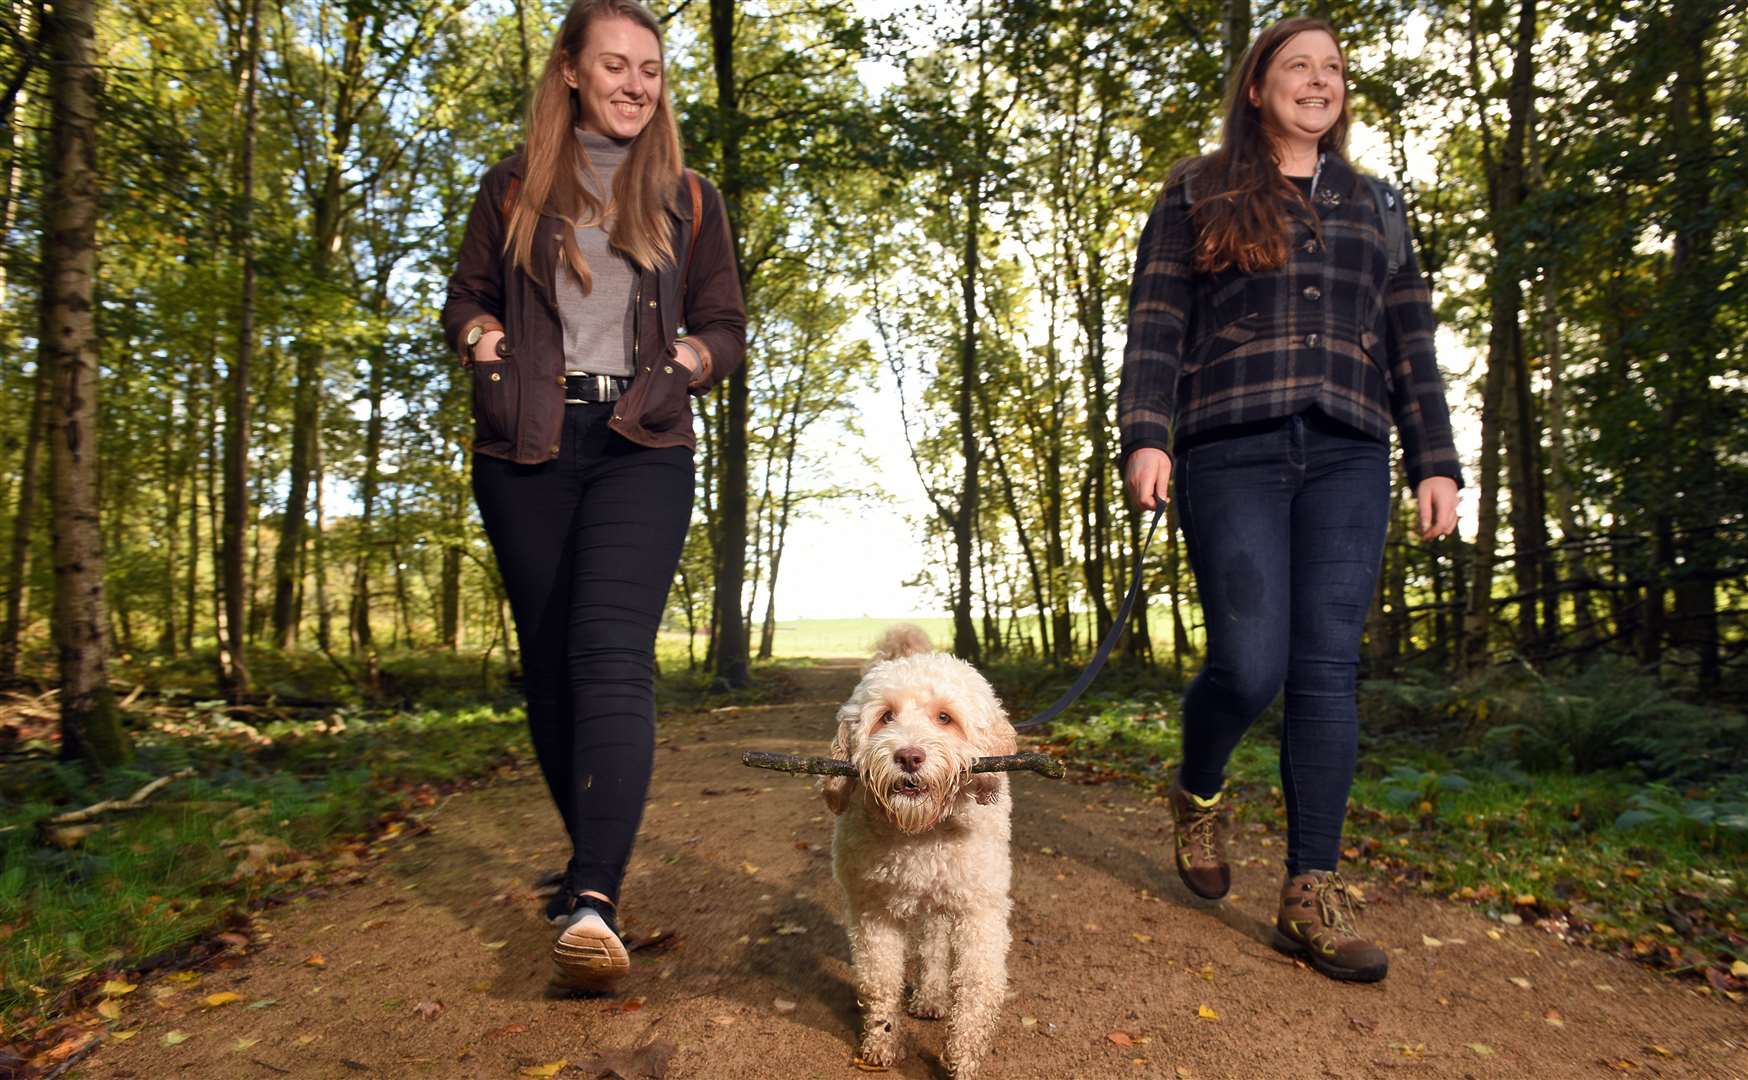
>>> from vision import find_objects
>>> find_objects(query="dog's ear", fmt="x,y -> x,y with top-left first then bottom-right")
822,774 -> 857,815
987,706 -> 1018,758
823,706 -> 858,815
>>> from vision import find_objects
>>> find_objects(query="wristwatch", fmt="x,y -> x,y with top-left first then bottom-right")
463,324 -> 484,364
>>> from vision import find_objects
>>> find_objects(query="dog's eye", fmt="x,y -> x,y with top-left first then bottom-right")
879,710 -> 894,725
936,712 -> 953,725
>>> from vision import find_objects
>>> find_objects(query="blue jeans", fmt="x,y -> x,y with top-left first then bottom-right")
1174,412 -> 1390,874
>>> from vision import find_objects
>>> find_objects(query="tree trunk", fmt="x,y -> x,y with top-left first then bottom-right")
221,0 -> 261,700
42,0 -> 128,766
1,356 -> 49,675
1222,0 -> 1252,77
707,0 -> 751,688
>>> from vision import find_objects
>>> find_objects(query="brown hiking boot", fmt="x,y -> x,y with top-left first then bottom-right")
1272,870 -> 1388,983
1167,779 -> 1230,900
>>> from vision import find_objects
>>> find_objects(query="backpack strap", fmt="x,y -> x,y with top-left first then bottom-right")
683,169 -> 702,283
1365,176 -> 1409,279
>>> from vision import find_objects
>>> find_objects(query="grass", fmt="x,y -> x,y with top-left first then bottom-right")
1034,682 -> 1748,999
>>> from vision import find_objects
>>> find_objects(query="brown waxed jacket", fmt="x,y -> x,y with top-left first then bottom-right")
441,153 -> 747,464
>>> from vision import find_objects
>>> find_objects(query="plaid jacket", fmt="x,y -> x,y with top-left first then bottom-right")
1117,153 -> 1463,491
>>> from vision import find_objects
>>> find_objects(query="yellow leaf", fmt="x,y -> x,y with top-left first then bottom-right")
111,1028 -> 141,1041
520,1062 -> 567,1078
203,992 -> 242,1008
235,1037 -> 260,1051
1648,1045 -> 1671,1057
100,980 -> 138,997
1131,933 -> 1153,944
304,953 -> 326,967
1468,1043 -> 1494,1056
1732,961 -> 1748,978
1107,1031 -> 1134,1047
740,862 -> 760,875
481,940 -> 508,950
1421,935 -> 1443,947
168,971 -> 201,984
163,1030 -> 191,1046
1514,894 -> 1537,907
1509,976 -> 1532,989
1197,1004 -> 1219,1021
97,1000 -> 123,1021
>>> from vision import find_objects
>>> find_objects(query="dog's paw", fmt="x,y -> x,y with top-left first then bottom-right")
906,989 -> 948,1020
943,1049 -> 984,1078
858,1021 -> 904,1066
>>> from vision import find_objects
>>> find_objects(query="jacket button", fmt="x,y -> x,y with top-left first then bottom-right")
1303,239 -> 1319,253
489,371 -> 501,382
663,365 -> 673,374
550,445 -> 559,456
613,414 -> 622,421
1302,285 -> 1322,301
647,299 -> 657,308
556,375 -> 565,385
1305,333 -> 1321,348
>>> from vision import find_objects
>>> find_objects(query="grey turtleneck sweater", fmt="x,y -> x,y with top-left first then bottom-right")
555,130 -> 638,377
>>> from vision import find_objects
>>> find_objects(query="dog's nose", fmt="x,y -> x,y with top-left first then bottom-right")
894,746 -> 926,774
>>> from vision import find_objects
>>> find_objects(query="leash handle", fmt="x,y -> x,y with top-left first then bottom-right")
1012,502 -> 1167,731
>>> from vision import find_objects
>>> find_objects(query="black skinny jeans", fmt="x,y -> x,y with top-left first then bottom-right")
472,402 -> 693,905
1174,411 -> 1391,875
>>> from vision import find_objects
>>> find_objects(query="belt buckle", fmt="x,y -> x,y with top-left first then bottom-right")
596,374 -> 613,402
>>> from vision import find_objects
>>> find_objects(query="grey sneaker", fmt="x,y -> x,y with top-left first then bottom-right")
552,895 -> 630,991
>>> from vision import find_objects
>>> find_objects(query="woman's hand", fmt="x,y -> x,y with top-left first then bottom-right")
474,329 -> 504,363
1416,476 -> 1458,541
1124,447 -> 1173,511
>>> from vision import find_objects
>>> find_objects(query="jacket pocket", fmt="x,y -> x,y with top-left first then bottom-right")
1359,329 -> 1393,394
635,355 -> 694,431
1185,313 -> 1257,374
470,356 -> 518,447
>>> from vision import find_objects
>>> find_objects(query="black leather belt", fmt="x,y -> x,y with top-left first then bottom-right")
564,373 -> 632,403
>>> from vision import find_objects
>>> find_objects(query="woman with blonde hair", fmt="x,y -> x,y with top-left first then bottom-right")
1119,16 -> 1461,983
442,0 -> 745,991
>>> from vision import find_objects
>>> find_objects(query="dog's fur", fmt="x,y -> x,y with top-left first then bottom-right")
825,625 -> 1016,1077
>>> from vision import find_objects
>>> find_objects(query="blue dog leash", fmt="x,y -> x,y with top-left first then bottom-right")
1012,503 -> 1167,732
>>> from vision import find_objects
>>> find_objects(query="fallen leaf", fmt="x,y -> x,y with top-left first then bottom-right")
1733,961 -> 1748,979
481,940 -> 508,950
1197,1004 -> 1219,1021
486,1022 -> 530,1039
740,862 -> 760,875
203,992 -> 242,1008
413,1000 -> 444,1020
97,999 -> 123,1021
1107,1031 -> 1134,1047
773,998 -> 797,1013
247,998 -> 279,1009
1487,929 -> 1503,941
1422,935 -> 1443,947
163,1030 -> 191,1046
100,980 -> 138,997
111,1028 -> 141,1041
1514,893 -> 1536,906
1020,1016 -> 1037,1028
1594,983 -> 1615,993
1176,1068 -> 1194,1079
167,971 -> 201,984
1509,976 -> 1532,989
295,1034 -> 319,1046
1648,1045 -> 1672,1057
520,1061 -> 567,1078
304,952 -> 326,967
234,1037 -> 260,1051
1544,1008 -> 1564,1027
1468,1043 -> 1494,1056
1132,933 -> 1153,944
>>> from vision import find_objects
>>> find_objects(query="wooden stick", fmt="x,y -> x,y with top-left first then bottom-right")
45,767 -> 197,824
742,750 -> 1064,780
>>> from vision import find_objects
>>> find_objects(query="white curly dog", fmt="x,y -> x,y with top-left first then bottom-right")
823,625 -> 1017,1077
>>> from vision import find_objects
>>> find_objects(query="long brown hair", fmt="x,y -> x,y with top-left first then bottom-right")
504,0 -> 684,288
1172,17 -> 1352,275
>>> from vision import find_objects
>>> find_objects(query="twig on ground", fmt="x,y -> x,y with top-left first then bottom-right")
742,750 -> 1065,779
0,767 -> 200,834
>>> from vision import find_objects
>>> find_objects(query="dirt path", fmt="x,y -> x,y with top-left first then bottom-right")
81,661 -> 1746,1079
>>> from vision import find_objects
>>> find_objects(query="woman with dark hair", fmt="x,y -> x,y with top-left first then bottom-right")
1118,16 -> 1461,983
441,0 -> 745,990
